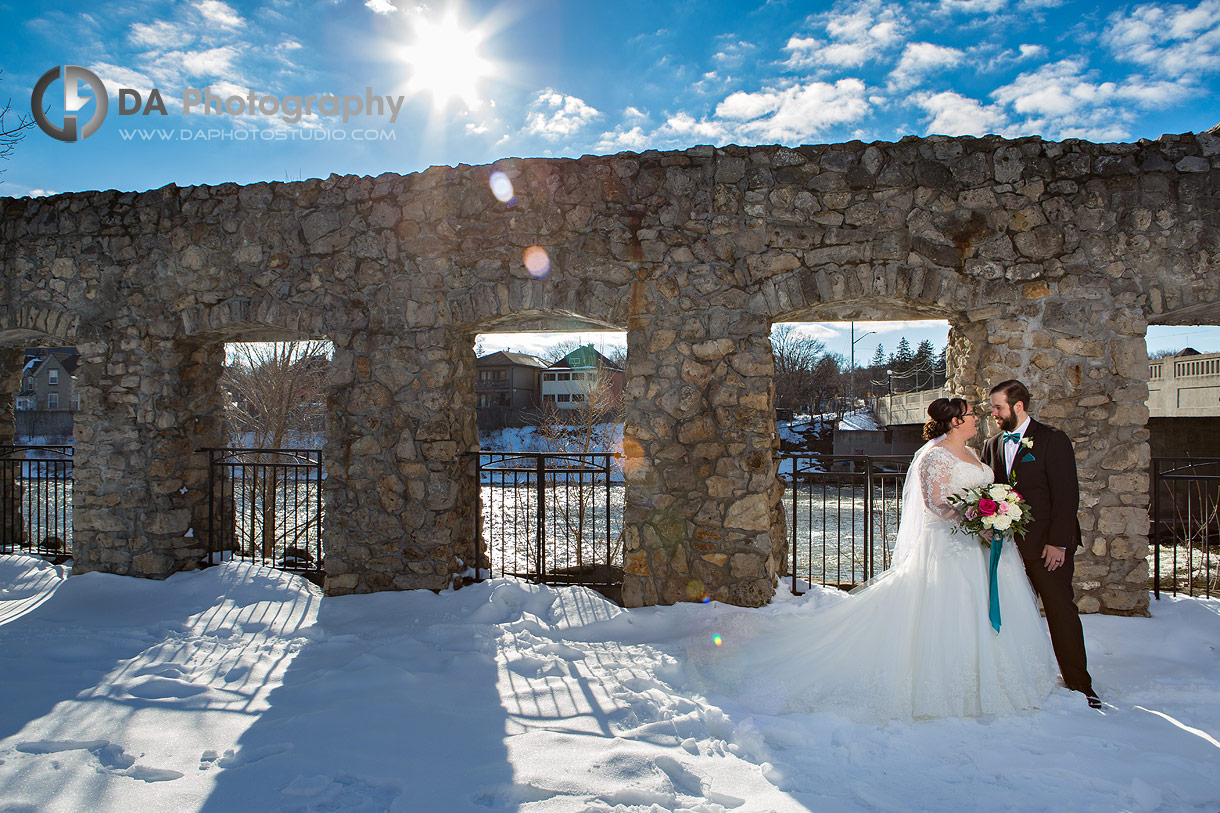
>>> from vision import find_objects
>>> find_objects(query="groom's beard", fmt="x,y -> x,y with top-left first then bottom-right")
996,413 -> 1018,431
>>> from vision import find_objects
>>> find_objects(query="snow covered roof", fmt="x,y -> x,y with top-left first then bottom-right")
477,351 -> 549,368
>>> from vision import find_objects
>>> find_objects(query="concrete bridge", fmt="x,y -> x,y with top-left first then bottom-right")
874,351 -> 1220,425
3,132 -> 1219,616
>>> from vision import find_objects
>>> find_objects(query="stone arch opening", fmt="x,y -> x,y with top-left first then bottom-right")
0,311 -> 80,560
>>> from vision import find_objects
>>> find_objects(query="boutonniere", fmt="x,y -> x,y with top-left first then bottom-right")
1020,437 -> 1035,463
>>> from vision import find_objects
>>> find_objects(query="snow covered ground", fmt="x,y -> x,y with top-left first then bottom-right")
0,554 -> 1217,812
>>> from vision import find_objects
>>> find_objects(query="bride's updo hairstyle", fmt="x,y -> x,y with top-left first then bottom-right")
923,397 -> 969,441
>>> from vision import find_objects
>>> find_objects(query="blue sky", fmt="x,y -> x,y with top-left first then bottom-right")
3,0 -> 1218,359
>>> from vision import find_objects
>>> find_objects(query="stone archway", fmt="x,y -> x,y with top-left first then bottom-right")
1,133 -> 1217,616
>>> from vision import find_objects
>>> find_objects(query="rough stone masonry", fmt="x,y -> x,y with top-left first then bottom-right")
2,132 -> 1218,616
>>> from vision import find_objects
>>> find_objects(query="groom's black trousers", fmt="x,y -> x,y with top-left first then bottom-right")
1022,551 -> 1093,694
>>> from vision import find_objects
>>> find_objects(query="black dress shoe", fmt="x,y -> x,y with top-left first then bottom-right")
1086,692 -> 1102,710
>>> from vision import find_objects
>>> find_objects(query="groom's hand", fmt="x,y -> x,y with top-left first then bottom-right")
1042,545 -> 1066,571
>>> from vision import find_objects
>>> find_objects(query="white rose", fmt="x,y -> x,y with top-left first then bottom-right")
981,515 -> 996,529
991,514 -> 1013,532
988,484 -> 1009,500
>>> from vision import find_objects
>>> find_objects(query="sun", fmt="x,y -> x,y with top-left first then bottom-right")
400,13 -> 491,111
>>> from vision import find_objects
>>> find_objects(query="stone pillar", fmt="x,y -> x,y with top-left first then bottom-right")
0,349 -> 24,546
323,328 -> 480,594
72,334 -> 224,577
953,286 -> 1151,616
621,296 -> 783,608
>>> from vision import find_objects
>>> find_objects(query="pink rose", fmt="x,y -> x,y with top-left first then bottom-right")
997,502 -> 1010,514
978,499 -> 999,517
966,506 -> 980,521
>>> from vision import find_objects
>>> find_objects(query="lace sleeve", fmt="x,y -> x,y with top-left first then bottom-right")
919,448 -> 960,522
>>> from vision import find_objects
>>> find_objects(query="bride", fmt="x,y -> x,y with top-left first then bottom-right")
696,397 -> 1059,721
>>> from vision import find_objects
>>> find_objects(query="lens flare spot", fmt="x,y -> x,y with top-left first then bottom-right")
618,436 -> 645,477
712,634 -> 723,646
523,246 -> 550,277
489,171 -> 514,203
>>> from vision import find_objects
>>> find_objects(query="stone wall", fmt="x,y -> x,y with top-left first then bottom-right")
2,132 -> 1218,615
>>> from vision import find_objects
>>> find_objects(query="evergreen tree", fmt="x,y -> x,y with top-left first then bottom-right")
893,337 -> 914,370
869,344 -> 886,368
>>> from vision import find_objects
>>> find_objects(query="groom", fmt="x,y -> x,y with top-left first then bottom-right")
981,379 -> 1100,709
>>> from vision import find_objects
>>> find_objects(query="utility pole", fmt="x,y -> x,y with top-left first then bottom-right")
849,322 -> 876,415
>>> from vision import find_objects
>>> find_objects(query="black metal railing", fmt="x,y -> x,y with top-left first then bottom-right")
0,444 -> 74,559
1151,457 -> 1220,599
477,452 -> 623,587
202,448 -> 324,577
779,453 -> 911,593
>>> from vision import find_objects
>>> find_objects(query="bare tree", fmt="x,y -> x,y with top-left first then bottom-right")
223,342 -> 328,448
1,71 -> 35,176
809,352 -> 845,414
772,325 -> 827,411
221,342 -> 329,562
529,365 -> 622,576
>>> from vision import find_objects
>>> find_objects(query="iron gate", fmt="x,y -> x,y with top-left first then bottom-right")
478,452 -> 623,588
1151,457 -> 1220,599
0,444 -> 73,559
202,447 -> 324,577
779,453 -> 910,593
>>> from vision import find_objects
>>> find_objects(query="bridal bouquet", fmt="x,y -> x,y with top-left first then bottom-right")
946,483 -> 1032,546
947,483 -> 1032,633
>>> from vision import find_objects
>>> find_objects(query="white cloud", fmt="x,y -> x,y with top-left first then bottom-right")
655,111 -> 731,143
90,62 -> 159,100
129,20 -> 194,49
712,38 -> 757,68
523,89 -> 602,139
26,189 -> 57,198
986,59 -> 1192,140
1106,0 -> 1220,77
195,0 -> 243,28
1018,43 -> 1046,59
714,78 -> 871,142
888,42 -> 964,90
784,1 -> 906,69
594,126 -> 652,152
623,106 -> 647,121
992,61 -> 1115,117
937,0 -> 1008,12
913,90 -> 1011,136
177,45 -> 243,78
364,0 -> 398,13
718,90 -> 782,120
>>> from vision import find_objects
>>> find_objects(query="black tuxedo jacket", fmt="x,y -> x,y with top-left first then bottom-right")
980,418 -> 1082,558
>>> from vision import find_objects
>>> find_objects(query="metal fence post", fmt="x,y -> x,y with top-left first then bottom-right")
1152,458 -> 1160,601
535,454 -> 546,582
863,456 -> 873,576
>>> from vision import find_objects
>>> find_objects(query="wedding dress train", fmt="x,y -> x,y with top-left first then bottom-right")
695,443 -> 1059,721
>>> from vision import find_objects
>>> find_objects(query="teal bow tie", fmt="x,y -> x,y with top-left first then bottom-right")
1002,432 -> 1022,444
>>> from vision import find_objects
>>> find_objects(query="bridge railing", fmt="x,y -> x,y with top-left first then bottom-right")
870,387 -> 947,427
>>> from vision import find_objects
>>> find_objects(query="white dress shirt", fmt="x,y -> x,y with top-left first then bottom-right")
1004,417 -> 1032,476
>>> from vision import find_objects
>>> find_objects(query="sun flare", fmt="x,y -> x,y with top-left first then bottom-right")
401,13 -> 491,110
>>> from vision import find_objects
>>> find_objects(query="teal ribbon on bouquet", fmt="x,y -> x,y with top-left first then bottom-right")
988,531 -> 1003,633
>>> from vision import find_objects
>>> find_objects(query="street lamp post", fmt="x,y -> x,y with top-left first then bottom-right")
849,322 -> 876,414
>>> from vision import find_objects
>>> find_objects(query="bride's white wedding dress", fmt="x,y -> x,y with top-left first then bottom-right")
695,442 -> 1058,721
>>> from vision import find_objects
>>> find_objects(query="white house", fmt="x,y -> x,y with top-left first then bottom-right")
540,346 -> 624,410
